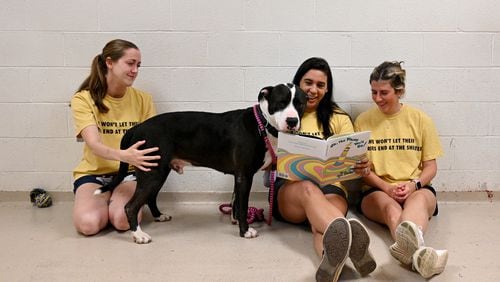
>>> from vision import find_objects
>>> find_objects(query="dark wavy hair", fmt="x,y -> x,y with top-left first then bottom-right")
76,39 -> 139,113
292,57 -> 349,138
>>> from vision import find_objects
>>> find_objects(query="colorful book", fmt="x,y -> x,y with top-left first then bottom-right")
277,131 -> 371,186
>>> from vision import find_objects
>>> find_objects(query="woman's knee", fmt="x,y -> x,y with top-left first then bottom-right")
410,190 -> 436,205
301,181 -> 322,197
109,208 -> 130,231
383,204 -> 402,226
405,190 -> 437,217
74,211 -> 107,236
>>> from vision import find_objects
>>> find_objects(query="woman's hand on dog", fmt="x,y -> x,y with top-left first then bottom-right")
80,126 -> 159,171
121,140 -> 161,171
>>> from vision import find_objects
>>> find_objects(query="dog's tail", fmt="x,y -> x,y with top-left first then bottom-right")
94,161 -> 129,195
94,130 -> 135,195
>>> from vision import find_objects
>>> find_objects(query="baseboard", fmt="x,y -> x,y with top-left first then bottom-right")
0,190 -> 497,203
0,191 -> 268,203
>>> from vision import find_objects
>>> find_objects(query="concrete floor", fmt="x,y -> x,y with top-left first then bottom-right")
1,193 -> 499,282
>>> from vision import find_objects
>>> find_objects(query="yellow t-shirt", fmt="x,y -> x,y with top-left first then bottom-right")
71,87 -> 156,180
297,110 -> 354,139
354,104 -> 443,185
294,109 -> 354,195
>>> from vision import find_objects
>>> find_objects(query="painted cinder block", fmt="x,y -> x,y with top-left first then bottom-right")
351,33 -> 422,67
172,0 -> 242,31
423,33 -> 492,67
457,0 -> 500,32
100,0 -> 170,31
0,0 -> 499,192
244,0 -> 315,31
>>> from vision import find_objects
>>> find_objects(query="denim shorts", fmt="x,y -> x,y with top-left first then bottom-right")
358,185 -> 439,216
73,173 -> 136,194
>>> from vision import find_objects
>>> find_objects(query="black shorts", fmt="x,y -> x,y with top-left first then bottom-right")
73,173 -> 136,194
358,185 -> 439,216
269,177 -> 347,225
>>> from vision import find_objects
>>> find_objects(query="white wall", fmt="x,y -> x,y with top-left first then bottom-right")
0,0 -> 499,193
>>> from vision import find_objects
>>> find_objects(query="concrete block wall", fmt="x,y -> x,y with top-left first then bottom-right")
0,0 -> 499,193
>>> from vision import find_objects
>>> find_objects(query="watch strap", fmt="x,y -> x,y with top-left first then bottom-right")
411,179 -> 422,189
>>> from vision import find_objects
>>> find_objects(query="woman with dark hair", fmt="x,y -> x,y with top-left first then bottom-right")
71,39 -> 160,236
292,57 -> 346,138
272,57 -> 376,281
355,61 -> 448,278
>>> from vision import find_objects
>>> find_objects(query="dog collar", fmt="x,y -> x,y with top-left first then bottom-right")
253,105 -> 278,138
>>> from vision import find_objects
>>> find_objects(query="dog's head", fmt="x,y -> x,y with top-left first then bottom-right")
258,83 -> 307,133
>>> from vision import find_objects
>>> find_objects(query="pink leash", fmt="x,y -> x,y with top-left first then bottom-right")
219,203 -> 265,224
252,104 -> 277,226
217,105 -> 277,226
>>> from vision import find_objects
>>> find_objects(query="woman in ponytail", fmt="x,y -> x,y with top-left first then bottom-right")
71,39 -> 160,236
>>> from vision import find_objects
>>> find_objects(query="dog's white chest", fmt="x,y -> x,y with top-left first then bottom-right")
259,136 -> 277,171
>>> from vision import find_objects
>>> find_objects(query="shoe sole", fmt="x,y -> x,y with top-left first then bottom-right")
390,221 -> 421,265
413,247 -> 449,279
348,219 -> 376,276
316,218 -> 351,282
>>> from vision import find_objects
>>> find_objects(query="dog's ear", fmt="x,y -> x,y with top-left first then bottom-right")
258,86 -> 274,101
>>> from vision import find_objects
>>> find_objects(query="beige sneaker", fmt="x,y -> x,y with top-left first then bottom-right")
389,221 -> 424,265
348,218 -> 377,276
412,247 -> 448,278
316,218 -> 351,282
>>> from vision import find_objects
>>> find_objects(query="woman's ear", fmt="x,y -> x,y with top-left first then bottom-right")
395,88 -> 405,98
105,57 -> 113,69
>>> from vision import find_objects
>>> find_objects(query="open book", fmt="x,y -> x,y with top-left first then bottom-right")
277,131 -> 371,186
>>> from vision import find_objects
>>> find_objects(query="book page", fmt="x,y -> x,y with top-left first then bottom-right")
326,131 -> 370,159
277,132 -> 327,159
319,131 -> 371,183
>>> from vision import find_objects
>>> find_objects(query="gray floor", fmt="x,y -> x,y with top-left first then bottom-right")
1,193 -> 499,282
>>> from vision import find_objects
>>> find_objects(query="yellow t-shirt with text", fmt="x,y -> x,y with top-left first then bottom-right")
354,104 -> 443,186
71,87 -> 156,180
297,110 -> 354,139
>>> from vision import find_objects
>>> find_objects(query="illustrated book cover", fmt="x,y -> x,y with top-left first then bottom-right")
277,131 -> 371,186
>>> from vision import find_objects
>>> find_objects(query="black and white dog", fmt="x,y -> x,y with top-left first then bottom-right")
96,83 -> 307,244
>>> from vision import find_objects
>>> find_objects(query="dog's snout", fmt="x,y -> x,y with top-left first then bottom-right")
286,117 -> 299,129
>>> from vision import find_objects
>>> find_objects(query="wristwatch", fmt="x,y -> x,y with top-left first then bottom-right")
411,179 -> 422,190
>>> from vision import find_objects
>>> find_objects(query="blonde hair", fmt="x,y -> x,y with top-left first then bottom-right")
370,61 -> 406,95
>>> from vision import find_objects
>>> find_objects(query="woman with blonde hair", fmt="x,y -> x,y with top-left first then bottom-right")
355,61 -> 448,278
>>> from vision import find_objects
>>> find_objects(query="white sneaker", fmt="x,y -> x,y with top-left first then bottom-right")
316,218 -> 351,282
389,221 -> 424,265
348,218 -> 377,276
412,247 -> 448,278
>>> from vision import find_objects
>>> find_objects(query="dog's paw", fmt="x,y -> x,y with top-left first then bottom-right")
155,214 -> 172,222
243,227 -> 258,238
132,226 -> 152,244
